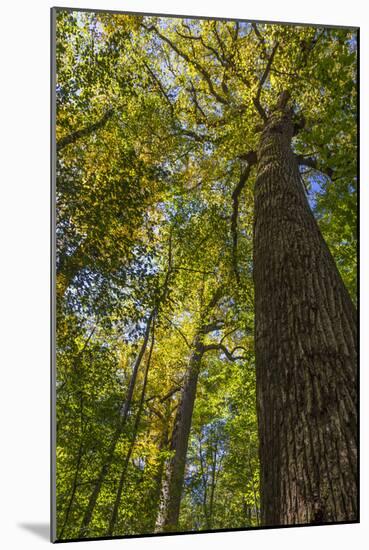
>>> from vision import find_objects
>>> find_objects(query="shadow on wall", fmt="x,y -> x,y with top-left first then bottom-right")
18,523 -> 49,541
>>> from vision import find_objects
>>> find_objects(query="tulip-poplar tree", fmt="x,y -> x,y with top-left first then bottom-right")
54,9 -> 357,540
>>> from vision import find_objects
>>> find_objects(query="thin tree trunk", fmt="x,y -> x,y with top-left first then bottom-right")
146,405 -> 172,532
58,442 -> 84,539
247,503 -> 252,526
154,285 -> 225,533
249,457 -> 259,525
58,370 -> 88,538
198,436 -> 209,529
155,335 -> 204,532
78,233 -> 173,537
208,441 -> 218,529
253,93 -> 357,526
107,324 -> 156,536
78,312 -> 154,538
246,432 -> 259,525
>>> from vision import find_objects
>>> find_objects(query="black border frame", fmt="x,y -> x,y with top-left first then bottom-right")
51,6 -> 360,543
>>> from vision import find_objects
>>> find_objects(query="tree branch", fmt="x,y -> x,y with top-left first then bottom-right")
57,109 -> 114,151
163,315 -> 192,349
212,21 -> 229,66
231,151 -> 257,282
220,327 -> 239,343
201,320 -> 225,334
186,80 -> 208,120
296,155 -> 334,179
159,386 -> 182,403
175,27 -> 227,68
253,41 -> 279,122
142,24 -> 229,105
172,266 -> 215,275
202,343 -> 248,361
142,59 -> 174,115
252,23 -> 267,58
202,285 -> 225,318
178,128 -> 210,142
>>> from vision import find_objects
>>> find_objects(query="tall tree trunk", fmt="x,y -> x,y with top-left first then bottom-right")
253,94 -> 357,526
155,335 -> 204,532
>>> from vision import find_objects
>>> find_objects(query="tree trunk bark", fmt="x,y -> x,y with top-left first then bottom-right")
155,335 -> 204,532
253,97 -> 357,526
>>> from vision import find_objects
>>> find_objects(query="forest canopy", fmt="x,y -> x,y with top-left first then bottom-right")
54,9 -> 357,541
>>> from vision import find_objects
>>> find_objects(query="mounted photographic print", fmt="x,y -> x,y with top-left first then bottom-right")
51,6 -> 358,542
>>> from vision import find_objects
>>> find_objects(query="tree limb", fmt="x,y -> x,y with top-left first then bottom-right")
172,266 -> 215,275
187,80 -> 208,120
201,320 -> 225,334
202,285 -> 225,318
57,109 -> 114,151
159,386 -> 182,403
220,327 -> 239,343
202,343 -> 248,361
163,315 -> 192,349
252,23 -> 267,58
175,27 -> 227,68
145,381 -> 183,406
142,59 -> 175,115
212,21 -> 229,66
142,24 -> 229,105
253,41 -> 279,122
296,155 -> 334,179
231,151 -> 257,282
178,128 -> 210,142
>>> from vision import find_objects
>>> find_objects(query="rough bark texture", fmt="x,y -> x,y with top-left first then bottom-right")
155,335 -> 204,532
253,99 -> 357,526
